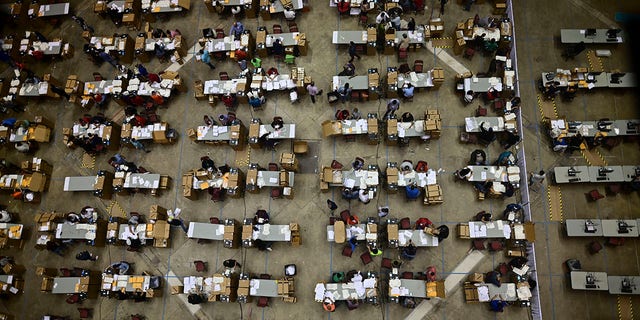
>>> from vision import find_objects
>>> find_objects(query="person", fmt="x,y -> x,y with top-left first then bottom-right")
376,11 -> 390,24
254,238 -> 273,251
283,8 -> 296,20
479,122 -> 496,144
384,99 -> 401,119
489,295 -> 508,312
529,170 -> 545,192
348,41 -> 361,63
223,258 -> 241,272
378,206 -> 390,218
230,22 -> 244,39
440,0 -> 447,15
351,108 -> 362,120
416,217 -> 433,230
168,214 -> 188,233
401,240 -> 417,260
306,82 -> 322,104
464,90 -> 475,103
470,149 -> 486,165
368,245 -> 382,256
136,64 -> 149,79
476,211 -> 492,222
399,34 -> 410,51
323,296 -> 336,312
455,167 -> 472,180
15,141 -> 31,153
234,48 -> 248,61
495,151 -> 513,166
464,0 -> 474,11
339,61 -> 356,77
75,250 -> 98,261
502,131 -> 521,149
271,117 -> 284,130
130,138 -> 150,153
203,115 -> 215,126
289,89 -> 299,103
201,156 -> 215,171
401,83 -> 414,100
407,17 -> 416,31
221,94 -> 236,109
0,209 -> 11,223
250,57 -> 262,68
108,261 -> 131,275
485,271 -> 501,287
484,39 -> 498,52
358,189 -> 371,204
352,157 -> 364,170
199,49 -> 215,69
150,91 -> 164,106
249,95 -> 265,109
272,39 -> 285,56
46,240 -> 66,256
391,14 -> 401,30
327,199 -> 338,214
337,83 -> 351,103
337,0 -> 349,14
400,161 -> 413,172
406,185 -> 420,200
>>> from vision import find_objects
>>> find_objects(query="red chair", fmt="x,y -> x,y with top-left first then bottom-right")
331,160 -> 343,170
210,217 -> 220,224
399,217 -> 411,229
66,294 -> 80,304
489,241 -> 503,251
608,237 -> 625,246
350,91 -> 361,102
93,72 -> 103,81
273,25 -> 283,34
215,29 -> 225,39
476,106 -> 488,116
288,22 -> 298,33
60,268 -> 72,277
473,239 -> 485,250
426,266 -> 437,281
340,210 -> 351,223
219,72 -> 230,80
589,241 -> 603,254
398,48 -> 408,62
606,184 -> 622,195
194,261 -> 207,272
463,47 -> 475,59
131,315 -> 145,320
587,189 -> 605,201
415,161 -> 428,172
360,251 -> 372,265
270,187 -> 283,199
78,308 -> 92,319
493,99 -> 504,111
359,13 -> 368,26
209,188 -> 224,202
268,163 -> 279,171
401,272 -> 414,279
257,296 -> 269,307
260,273 -> 271,279
329,216 -> 338,225
381,258 -> 393,269
496,263 -> 509,276
413,60 -> 424,73
342,246 -> 353,257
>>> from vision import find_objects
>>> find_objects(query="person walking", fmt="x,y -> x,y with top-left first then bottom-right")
348,41 -> 361,63
198,49 -> 215,69
529,170 -> 546,192
75,250 -> 98,261
130,138 -> 150,153
306,82 -> 323,104
326,199 -> 338,215
440,0 -> 447,15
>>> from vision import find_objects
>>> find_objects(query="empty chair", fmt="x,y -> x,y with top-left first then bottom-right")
331,160 -> 344,169
401,271 -> 414,279
131,315 -> 145,320
399,217 -> 411,229
60,268 -> 72,277
273,24 -> 283,34
209,217 -> 220,224
257,296 -> 269,307
463,47 -> 475,59
381,257 -> 393,269
215,28 -> 225,39
398,63 -> 411,74
219,72 -> 230,80
496,263 -> 509,276
606,184 -> 622,195
489,241 -> 503,251
66,294 -> 81,304
413,60 -> 424,73
342,245 -> 353,257
476,106 -> 488,116
608,237 -> 625,246
398,48 -> 408,62
78,308 -> 92,319
589,241 -> 603,254
268,163 -> 279,171
194,261 -> 207,272
209,187 -> 224,202
360,251 -> 372,265
93,72 -> 103,81
288,22 -> 298,32
260,273 -> 271,279
284,54 -> 296,64
340,210 -> 351,223
587,189 -> 605,201
473,239 -> 485,250
270,187 -> 283,199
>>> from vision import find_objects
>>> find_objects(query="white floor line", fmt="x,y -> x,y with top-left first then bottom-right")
426,41 -> 470,75
567,0 -> 618,28
166,270 -> 202,315
404,250 -> 487,320
164,43 -> 202,73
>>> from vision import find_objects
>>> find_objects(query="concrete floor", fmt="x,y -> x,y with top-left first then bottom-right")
0,0 -> 638,319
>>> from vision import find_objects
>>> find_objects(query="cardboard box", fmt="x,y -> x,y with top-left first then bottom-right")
230,125 -> 241,139
153,221 -> 170,239
29,172 -> 46,192
122,13 -> 136,23
387,119 -> 398,135
279,171 -> 289,186
387,224 -> 398,240
468,273 -> 484,283
171,285 -> 183,295
32,125 -> 51,142
223,225 -> 235,240
242,225 -> 253,239
322,120 -> 341,137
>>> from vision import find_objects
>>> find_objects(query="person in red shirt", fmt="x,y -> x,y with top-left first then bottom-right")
337,0 -> 349,14
30,47 -> 45,60
147,73 -> 160,84
130,95 -> 145,106
221,94 -> 236,109
94,93 -> 107,108
150,91 -> 164,106
234,48 -> 248,61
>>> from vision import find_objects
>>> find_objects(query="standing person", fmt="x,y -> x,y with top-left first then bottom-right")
529,170 -> 546,192
348,41 -> 361,63
337,83 -> 352,103
383,98 -> 400,119
223,259 -> 241,271
130,138 -> 150,153
326,199 -> 338,215
306,82 -> 322,104
136,64 -> 149,79
198,49 -> 215,69
440,0 -> 447,15
75,250 -> 98,261
230,22 -> 244,39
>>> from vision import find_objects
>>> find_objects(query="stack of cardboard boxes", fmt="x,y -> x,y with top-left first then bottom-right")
366,27 -> 377,55
368,69 -> 380,100
424,109 -> 442,139
387,69 -> 398,97
290,223 -> 301,246
387,118 -> 398,145
431,68 -> 444,88
423,184 -> 443,205
279,153 -> 299,172
386,165 -> 399,194
64,75 -> 84,105
367,117 -> 379,144
193,80 -> 206,100
122,0 -> 141,30
429,18 -> 445,38
237,278 -> 250,301
290,67 -> 312,90
182,171 -> 196,199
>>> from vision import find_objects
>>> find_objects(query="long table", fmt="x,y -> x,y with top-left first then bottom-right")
602,219 -> 639,237
571,271 -> 609,291
332,75 -> 369,90
33,3 -> 70,17
101,274 -> 152,293
256,170 -> 294,188
187,223 -> 225,240
143,0 -> 189,12
323,168 -> 379,188
463,77 -> 503,93
542,71 -> 636,89
332,31 -> 368,44
0,223 -> 23,239
550,118 -> 640,138
554,165 -> 638,183
397,71 -> 433,88
464,117 -> 506,133
466,165 -> 520,183
249,123 -> 295,143
51,277 -> 89,294
565,219 -> 638,237
84,80 -> 125,95
326,223 -> 368,242
263,33 -> 302,48
251,224 -> 291,242
314,276 -> 377,301
119,172 -> 161,189
249,279 -> 278,297
56,223 -> 98,241
63,176 -> 97,192
389,278 -> 426,298
195,125 -> 230,141
565,219 -> 604,237
560,29 -> 623,44
464,221 -> 511,239
396,229 -> 439,247
203,79 -> 246,95
608,276 -> 640,295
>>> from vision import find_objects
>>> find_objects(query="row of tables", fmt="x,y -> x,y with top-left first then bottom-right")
458,221 -> 535,241
570,271 -> 640,294
565,219 -> 639,237
542,69 -> 636,89
548,118 -> 640,138
553,165 -> 639,184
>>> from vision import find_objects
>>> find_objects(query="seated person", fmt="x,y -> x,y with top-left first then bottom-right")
335,109 -> 350,120
66,212 -> 81,224
470,149 -> 486,165
479,122 -> 496,143
455,167 -> 472,180
289,89 -> 299,103
475,210 -> 492,222
358,189 -> 371,204
415,217 -> 433,230
402,83 -> 414,99
400,160 -> 413,172
485,271 -> 501,287
254,210 -> 270,224
337,83 -> 352,103
107,261 -> 131,275
249,95 -> 265,109
400,112 -> 414,122
201,156 -> 215,171
350,108 -> 362,120
489,296 -> 508,312
405,184 -> 420,200
401,240 -> 417,260
272,39 -> 285,56
352,157 -> 365,170
271,117 -> 284,130
337,0 -> 350,14
266,67 -> 279,76
368,245 -> 383,256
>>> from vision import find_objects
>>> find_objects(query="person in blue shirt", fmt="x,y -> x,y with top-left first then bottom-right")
198,49 -> 215,69
402,83 -> 415,99
1,118 -> 17,128
405,184 -> 420,200
230,22 -> 244,39
489,296 -> 508,312
337,83 -> 352,103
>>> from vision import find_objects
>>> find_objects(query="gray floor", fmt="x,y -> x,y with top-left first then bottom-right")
0,0 -> 638,319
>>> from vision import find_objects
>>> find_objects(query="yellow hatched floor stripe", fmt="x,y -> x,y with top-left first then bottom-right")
81,153 -> 96,169
106,200 -> 127,218
234,147 -> 251,167
594,148 -> 608,166
617,295 -> 633,320
581,149 -> 606,166
548,185 -> 563,222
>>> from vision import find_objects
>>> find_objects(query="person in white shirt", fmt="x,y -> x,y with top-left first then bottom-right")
376,11 -> 390,24
464,90 -> 475,103
0,210 -> 12,222
358,189 -> 371,204
284,8 -> 296,21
